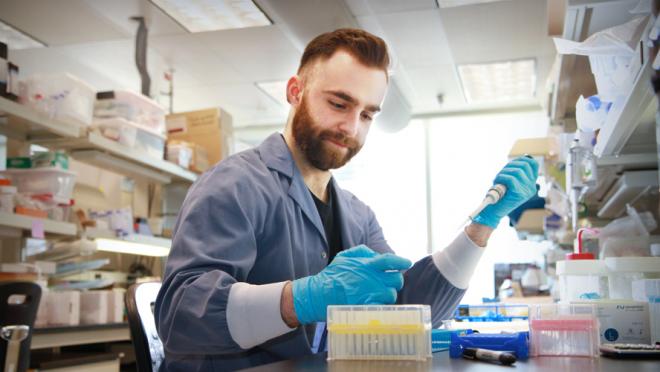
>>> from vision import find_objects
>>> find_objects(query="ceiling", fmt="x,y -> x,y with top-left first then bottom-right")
0,0 -> 561,142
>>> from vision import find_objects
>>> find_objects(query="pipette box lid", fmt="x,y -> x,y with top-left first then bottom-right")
449,330 -> 529,359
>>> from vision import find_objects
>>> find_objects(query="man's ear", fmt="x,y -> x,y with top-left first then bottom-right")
286,75 -> 303,106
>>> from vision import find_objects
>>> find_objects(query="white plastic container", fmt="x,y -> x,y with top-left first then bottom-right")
48,291 -> 80,326
22,73 -> 96,126
605,257 -> 660,300
80,291 -> 109,325
572,300 -> 650,344
1,167 -> 76,204
0,185 -> 16,213
107,289 -> 125,323
632,279 -> 660,302
94,117 -> 165,160
94,90 -> 166,135
327,305 -> 432,361
649,296 -> 660,344
557,259 -> 609,301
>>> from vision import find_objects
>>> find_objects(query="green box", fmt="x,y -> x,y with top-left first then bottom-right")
6,157 -> 32,169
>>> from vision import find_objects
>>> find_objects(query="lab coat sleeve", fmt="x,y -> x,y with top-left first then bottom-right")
155,162 -> 292,355
398,231 -> 485,327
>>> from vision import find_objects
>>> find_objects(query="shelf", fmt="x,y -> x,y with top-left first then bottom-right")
593,55 -> 656,157
84,227 -> 171,256
0,96 -> 197,184
0,212 -> 77,236
0,97 -> 83,141
32,323 -> 130,349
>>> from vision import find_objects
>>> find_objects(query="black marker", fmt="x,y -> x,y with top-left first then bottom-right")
462,347 -> 516,365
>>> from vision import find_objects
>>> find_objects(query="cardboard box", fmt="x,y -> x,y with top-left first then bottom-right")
166,139 -> 210,173
166,108 -> 233,167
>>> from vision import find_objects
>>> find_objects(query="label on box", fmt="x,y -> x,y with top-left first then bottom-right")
596,303 -> 650,344
31,219 -> 45,239
166,116 -> 187,134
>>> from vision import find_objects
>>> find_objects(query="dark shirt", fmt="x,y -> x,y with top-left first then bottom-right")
309,180 -> 343,262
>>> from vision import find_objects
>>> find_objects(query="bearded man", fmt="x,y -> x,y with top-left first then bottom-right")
155,28 -> 538,371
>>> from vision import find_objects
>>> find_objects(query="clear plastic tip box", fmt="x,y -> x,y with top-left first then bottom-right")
327,305 -> 432,361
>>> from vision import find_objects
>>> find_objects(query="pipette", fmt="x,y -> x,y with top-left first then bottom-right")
468,184 -> 507,222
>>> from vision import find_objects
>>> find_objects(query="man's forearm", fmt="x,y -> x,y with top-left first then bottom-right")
465,222 -> 494,247
280,281 -> 300,328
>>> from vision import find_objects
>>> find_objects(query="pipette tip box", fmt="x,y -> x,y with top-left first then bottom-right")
529,304 -> 600,357
327,305 -> 432,361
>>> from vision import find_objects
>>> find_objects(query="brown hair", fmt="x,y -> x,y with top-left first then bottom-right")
297,28 -> 390,77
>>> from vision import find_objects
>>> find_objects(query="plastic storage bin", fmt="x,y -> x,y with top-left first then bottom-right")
47,291 -> 81,326
22,73 -> 96,126
94,90 -> 166,135
557,259 -> 609,301
94,117 -> 165,160
80,291 -> 109,325
1,167 -> 76,204
107,289 -> 125,323
327,305 -> 432,361
529,304 -> 600,357
605,257 -> 660,300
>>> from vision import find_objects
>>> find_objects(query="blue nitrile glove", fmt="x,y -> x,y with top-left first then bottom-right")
472,156 -> 539,229
292,245 -> 412,325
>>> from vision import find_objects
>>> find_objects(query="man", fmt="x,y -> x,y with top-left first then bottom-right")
155,28 -> 538,371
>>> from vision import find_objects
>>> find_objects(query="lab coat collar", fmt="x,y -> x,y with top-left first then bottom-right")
258,133 -> 328,249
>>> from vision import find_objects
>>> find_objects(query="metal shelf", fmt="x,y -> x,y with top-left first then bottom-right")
84,227 -> 172,249
0,212 -> 78,236
0,97 -> 84,141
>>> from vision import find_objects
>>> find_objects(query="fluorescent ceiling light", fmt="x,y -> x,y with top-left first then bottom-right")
457,59 -> 536,104
96,238 -> 170,257
0,19 -> 46,49
151,0 -> 272,33
436,0 -> 510,8
256,80 -> 289,108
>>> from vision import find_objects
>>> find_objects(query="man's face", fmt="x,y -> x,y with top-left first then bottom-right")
291,50 -> 388,171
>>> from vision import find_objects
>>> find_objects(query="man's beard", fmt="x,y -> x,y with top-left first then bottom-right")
292,97 -> 362,171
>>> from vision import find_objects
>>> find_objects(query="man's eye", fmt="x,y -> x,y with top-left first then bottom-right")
361,113 -> 373,121
329,101 -> 346,109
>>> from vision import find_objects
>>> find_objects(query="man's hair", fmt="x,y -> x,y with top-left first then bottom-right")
297,28 -> 389,77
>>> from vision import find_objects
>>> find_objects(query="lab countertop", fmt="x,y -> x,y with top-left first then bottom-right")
239,351 -> 659,371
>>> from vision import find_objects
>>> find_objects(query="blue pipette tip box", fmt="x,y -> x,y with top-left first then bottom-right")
449,330 -> 529,359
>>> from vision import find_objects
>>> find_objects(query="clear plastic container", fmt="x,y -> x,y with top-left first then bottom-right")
556,259 -> 609,301
22,73 -> 96,126
529,304 -> 600,357
1,167 -> 76,204
94,90 -> 166,135
94,117 -> 165,160
605,257 -> 660,300
327,305 -> 432,361
649,296 -> 660,344
80,291 -> 109,325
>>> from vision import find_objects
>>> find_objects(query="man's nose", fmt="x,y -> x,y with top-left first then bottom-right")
337,112 -> 360,138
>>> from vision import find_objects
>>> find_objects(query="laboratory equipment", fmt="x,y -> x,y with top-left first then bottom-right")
468,184 -> 507,223
605,257 -> 660,300
326,305 -> 432,361
557,259 -> 609,301
431,329 -> 468,352
462,348 -> 517,365
449,330 -> 529,359
566,138 -> 598,231
453,304 -> 528,322
529,304 -> 600,357
573,300 -> 651,344
650,296 -> 660,344
599,343 -> 660,359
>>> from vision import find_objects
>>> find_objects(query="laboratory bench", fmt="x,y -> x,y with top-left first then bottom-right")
240,351 -> 659,371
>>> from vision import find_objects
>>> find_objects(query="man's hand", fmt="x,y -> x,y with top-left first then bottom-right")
472,156 -> 539,229
285,245 -> 412,325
